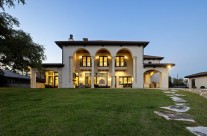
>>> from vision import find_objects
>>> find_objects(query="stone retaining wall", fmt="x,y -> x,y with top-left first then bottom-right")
173,88 -> 207,98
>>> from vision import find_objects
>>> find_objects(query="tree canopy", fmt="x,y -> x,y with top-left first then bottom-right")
0,0 -> 46,72
0,0 -> 25,10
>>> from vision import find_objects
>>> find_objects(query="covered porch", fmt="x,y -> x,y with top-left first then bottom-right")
143,63 -> 175,89
30,63 -> 64,88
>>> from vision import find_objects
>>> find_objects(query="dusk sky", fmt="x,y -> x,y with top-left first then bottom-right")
5,0 -> 207,78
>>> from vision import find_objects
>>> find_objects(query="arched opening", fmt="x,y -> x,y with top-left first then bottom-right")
94,48 -> 111,88
73,48 -> 91,88
115,49 -> 133,88
144,69 -> 161,88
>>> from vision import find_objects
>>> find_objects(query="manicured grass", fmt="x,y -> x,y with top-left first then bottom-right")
0,88 -> 206,136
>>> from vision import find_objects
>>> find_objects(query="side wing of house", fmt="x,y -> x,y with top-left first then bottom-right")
185,72 -> 207,89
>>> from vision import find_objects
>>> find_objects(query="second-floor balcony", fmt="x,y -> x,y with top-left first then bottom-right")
80,61 -> 92,71
115,61 -> 127,71
97,62 -> 109,71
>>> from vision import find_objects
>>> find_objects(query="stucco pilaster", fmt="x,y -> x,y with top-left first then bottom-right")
58,68 -> 62,88
30,68 -> 36,88
91,56 -> 95,88
112,56 -> 115,88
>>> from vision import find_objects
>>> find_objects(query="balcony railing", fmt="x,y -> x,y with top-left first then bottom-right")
97,62 -> 109,71
115,61 -> 127,71
115,61 -> 127,67
79,61 -> 92,71
80,61 -> 92,67
97,62 -> 109,67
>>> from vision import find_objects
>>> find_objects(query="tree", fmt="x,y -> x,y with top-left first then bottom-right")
0,69 -> 7,86
0,0 -> 25,10
0,0 -> 46,73
172,78 -> 187,87
169,76 -> 173,88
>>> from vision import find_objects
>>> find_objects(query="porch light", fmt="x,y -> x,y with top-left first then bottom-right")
150,71 -> 154,76
79,56 -> 82,59
124,56 -> 128,59
108,56 -> 111,59
96,56 -> 99,59
108,77 -> 111,81
167,65 -> 172,69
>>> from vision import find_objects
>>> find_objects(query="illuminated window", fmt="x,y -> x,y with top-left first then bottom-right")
99,56 -> 108,67
119,76 -> 132,85
116,56 -> 125,67
82,56 -> 91,67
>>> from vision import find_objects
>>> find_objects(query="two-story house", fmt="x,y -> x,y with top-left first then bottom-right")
30,35 -> 175,89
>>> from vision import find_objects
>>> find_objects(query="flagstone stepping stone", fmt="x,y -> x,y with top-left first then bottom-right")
166,94 -> 186,97
171,89 -> 178,92
160,105 -> 190,112
186,126 -> 207,136
166,94 -> 174,97
174,94 -> 186,97
175,103 -> 188,106
171,96 -> 187,103
163,91 -> 175,94
154,111 -> 195,122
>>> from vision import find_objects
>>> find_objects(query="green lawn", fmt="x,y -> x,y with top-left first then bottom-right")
0,88 -> 207,136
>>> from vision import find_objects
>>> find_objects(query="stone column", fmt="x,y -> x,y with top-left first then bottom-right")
111,56 -> 115,88
91,56 -> 95,88
30,68 -> 36,88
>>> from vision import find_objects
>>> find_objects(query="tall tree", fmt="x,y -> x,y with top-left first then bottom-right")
0,0 -> 46,73
0,0 -> 25,10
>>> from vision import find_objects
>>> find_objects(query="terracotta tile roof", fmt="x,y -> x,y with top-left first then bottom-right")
144,55 -> 164,60
185,72 -> 207,78
55,40 -> 149,49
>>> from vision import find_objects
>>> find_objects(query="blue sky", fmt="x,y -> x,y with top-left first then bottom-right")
4,0 -> 207,78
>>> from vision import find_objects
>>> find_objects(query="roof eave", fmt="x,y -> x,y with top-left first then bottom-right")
144,63 -> 175,68
55,41 -> 149,49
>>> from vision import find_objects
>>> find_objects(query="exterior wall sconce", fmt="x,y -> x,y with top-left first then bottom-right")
124,56 -> 128,59
79,56 -> 82,59
167,65 -> 172,69
96,56 -> 99,59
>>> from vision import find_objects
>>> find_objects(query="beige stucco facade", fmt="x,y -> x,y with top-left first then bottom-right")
187,76 -> 207,89
30,36 -> 175,89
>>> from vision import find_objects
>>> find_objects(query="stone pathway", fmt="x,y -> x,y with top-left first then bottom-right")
171,96 -> 187,103
154,111 -> 195,122
186,126 -> 207,136
154,89 -> 207,136
160,105 -> 190,112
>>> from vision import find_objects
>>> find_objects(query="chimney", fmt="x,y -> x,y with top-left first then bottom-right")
69,34 -> 74,41
83,38 -> 88,41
